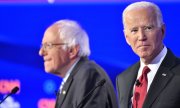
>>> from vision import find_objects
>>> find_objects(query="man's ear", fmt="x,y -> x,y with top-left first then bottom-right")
68,45 -> 80,59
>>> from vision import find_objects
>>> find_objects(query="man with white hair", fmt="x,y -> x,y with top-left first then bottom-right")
39,19 -> 118,108
116,1 -> 180,108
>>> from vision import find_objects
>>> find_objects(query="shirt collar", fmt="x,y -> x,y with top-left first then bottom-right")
140,46 -> 167,67
62,58 -> 80,83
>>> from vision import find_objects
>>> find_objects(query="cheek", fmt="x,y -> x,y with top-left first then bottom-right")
48,53 -> 60,69
125,35 -> 134,46
128,38 -> 137,48
151,34 -> 162,47
54,54 -> 61,66
55,52 -> 68,66
51,49 -> 70,68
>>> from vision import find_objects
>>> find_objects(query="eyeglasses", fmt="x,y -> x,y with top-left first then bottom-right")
40,43 -> 67,51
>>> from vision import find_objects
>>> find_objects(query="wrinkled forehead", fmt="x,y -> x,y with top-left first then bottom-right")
124,7 -> 157,28
42,25 -> 62,43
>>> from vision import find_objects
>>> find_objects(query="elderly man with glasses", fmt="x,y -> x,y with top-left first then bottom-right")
39,19 -> 118,108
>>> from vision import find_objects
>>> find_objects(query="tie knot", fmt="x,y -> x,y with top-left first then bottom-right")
142,66 -> 150,75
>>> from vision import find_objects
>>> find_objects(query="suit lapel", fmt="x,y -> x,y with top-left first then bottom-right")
143,66 -> 173,108
55,57 -> 87,108
56,76 -> 73,108
143,49 -> 176,108
124,62 -> 140,107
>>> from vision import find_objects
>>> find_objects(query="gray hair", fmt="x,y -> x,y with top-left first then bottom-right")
53,19 -> 91,57
122,1 -> 164,29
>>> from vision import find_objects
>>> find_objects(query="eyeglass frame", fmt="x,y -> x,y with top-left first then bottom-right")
40,43 -> 68,51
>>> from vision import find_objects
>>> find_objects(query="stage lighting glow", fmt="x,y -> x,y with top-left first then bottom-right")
43,79 -> 56,95
38,98 -> 55,108
0,80 -> 20,94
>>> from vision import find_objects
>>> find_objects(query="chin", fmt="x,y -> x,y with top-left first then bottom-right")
140,53 -> 148,57
45,67 -> 53,73
138,49 -> 149,55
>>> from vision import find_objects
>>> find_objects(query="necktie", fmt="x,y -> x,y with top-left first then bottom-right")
133,66 -> 150,108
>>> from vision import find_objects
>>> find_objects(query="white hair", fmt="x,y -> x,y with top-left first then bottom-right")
53,19 -> 91,57
122,1 -> 164,29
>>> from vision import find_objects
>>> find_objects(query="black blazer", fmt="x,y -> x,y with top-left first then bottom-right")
55,57 -> 118,108
116,49 -> 180,108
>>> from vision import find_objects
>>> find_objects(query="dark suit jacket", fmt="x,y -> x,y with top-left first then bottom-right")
55,57 -> 118,108
116,49 -> 180,108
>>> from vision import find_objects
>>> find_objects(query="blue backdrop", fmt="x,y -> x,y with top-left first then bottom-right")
0,2 -> 180,108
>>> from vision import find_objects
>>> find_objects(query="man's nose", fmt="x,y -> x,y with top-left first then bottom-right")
138,29 -> 146,41
39,48 -> 44,56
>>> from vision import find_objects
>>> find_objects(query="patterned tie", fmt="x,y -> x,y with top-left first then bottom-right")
133,66 -> 151,108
